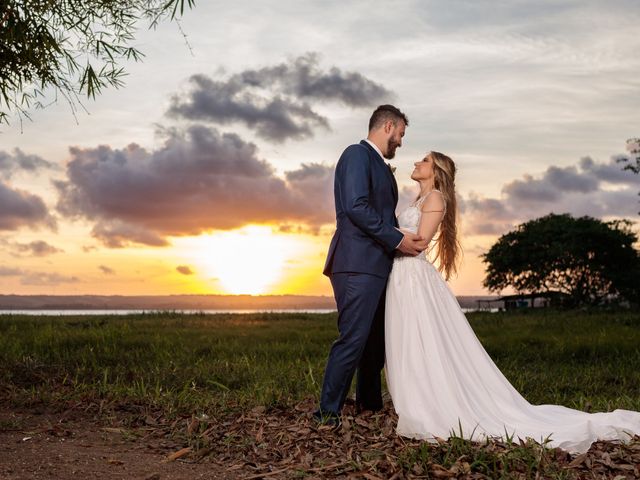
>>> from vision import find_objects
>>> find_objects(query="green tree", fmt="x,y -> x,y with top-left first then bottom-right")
0,0 -> 194,125
482,213 -> 640,306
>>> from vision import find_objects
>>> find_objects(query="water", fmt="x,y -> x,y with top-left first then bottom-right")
0,307 -> 495,315
0,308 -> 338,316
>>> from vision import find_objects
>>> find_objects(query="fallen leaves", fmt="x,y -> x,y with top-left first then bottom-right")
568,452 -> 589,468
101,427 -> 126,435
137,398 -> 638,479
22,397 -> 638,479
565,437 -> 640,479
163,446 -> 192,463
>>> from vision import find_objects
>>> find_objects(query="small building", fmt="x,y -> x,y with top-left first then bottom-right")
477,291 -> 572,311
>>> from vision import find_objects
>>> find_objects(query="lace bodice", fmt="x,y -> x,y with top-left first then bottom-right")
397,190 -> 445,234
397,201 -> 422,234
396,190 -> 445,261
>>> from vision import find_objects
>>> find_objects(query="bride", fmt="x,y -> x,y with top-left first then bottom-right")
384,151 -> 640,454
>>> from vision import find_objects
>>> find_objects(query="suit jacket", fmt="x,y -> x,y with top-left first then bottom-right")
323,140 -> 403,278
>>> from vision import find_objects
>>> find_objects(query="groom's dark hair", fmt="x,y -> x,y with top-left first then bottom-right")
368,104 -> 409,132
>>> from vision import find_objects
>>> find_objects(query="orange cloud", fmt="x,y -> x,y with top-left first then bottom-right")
55,125 -> 335,247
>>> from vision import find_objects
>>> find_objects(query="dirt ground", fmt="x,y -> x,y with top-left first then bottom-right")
0,408 -> 227,480
2,402 -> 639,480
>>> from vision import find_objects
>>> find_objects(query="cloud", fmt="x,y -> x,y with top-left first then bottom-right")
501,174 -> 561,202
176,265 -> 193,275
99,265 -> 115,275
20,272 -> 80,286
458,194 -> 515,235
0,266 -> 79,285
579,156 -> 637,184
49,120 -> 640,251
52,118 -> 632,252
0,148 -> 57,180
284,162 -> 335,229
0,266 -> 22,276
91,221 -> 168,248
460,154 -> 638,236
0,181 -> 56,231
237,53 -> 393,106
167,53 -> 392,143
2,240 -> 63,257
55,125 -> 335,247
502,164 -> 600,203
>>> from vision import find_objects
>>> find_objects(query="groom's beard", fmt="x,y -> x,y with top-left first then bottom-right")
385,139 -> 399,159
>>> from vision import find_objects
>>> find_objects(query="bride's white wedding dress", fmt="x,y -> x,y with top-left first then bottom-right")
384,191 -> 640,454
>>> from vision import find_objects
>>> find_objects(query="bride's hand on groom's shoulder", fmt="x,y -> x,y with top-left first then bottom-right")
397,231 -> 428,256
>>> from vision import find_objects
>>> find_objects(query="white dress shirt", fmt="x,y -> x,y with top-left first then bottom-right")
364,138 -> 385,160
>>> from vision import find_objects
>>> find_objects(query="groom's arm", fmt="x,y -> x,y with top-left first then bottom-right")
337,145 -> 404,253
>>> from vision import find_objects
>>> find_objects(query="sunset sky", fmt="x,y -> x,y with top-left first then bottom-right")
1,0 -> 638,297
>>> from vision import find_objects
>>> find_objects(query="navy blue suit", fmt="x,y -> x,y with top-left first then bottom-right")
320,140 -> 403,415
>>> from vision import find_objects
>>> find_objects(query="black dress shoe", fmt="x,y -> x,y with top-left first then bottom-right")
313,409 -> 342,428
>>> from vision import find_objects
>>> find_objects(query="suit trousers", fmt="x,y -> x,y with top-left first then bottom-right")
319,272 -> 388,414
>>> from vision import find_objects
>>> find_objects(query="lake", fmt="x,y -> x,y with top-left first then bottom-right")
0,307 -> 494,315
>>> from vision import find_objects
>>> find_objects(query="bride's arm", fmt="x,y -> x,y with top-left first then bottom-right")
416,192 -> 445,244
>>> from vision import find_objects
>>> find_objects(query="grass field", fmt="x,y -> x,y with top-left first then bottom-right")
1,309 -> 639,478
1,308 -> 638,415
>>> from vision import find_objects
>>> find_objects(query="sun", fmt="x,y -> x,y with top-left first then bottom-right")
205,226 -> 287,294
178,225 -> 303,295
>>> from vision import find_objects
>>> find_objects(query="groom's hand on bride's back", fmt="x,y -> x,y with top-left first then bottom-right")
397,232 -> 428,256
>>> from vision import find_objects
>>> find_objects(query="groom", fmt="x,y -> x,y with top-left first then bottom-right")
315,105 -> 428,426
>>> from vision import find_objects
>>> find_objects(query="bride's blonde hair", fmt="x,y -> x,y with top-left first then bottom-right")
428,151 -> 461,280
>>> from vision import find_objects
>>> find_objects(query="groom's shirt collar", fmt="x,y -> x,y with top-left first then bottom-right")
364,139 -> 385,161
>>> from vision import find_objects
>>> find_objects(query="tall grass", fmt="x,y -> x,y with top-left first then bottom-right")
0,309 -> 638,416
470,309 -> 640,412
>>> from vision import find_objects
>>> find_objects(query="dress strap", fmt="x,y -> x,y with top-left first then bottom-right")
416,189 -> 446,215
